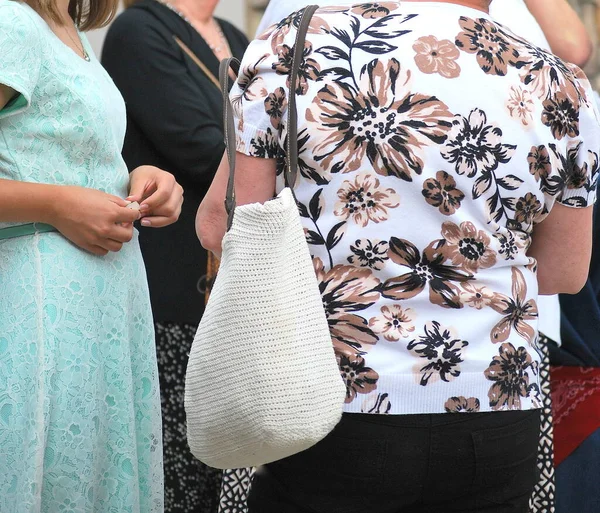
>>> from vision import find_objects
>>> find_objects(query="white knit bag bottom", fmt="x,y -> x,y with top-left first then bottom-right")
185,188 -> 346,469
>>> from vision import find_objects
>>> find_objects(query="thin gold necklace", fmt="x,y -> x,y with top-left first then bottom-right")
63,22 -> 90,61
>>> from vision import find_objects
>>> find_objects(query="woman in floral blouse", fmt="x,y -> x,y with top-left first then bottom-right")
197,0 -> 599,511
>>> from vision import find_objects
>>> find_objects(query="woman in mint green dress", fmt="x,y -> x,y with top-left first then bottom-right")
0,0 -> 183,511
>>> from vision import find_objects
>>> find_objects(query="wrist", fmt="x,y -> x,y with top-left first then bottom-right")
39,184 -> 69,226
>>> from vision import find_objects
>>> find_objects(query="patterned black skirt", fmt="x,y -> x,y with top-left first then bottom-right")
156,322 -> 222,513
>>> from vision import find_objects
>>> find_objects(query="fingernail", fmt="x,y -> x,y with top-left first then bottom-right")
141,219 -> 151,227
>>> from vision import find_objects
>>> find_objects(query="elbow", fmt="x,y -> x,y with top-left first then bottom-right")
537,268 -> 589,296
195,206 -> 224,256
556,38 -> 594,68
570,42 -> 593,69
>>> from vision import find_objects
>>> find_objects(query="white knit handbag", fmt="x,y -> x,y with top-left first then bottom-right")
185,5 -> 346,470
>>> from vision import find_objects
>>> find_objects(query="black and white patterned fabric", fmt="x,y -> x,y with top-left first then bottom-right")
156,322 -> 222,513
530,335 -> 556,513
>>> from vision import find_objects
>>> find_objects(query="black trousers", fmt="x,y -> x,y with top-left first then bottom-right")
247,410 -> 541,513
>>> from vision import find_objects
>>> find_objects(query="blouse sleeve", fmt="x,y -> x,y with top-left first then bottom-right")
547,76 -> 600,210
230,21 -> 298,159
0,3 -> 42,119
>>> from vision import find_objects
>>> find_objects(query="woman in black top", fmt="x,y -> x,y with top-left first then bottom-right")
102,2 -> 248,511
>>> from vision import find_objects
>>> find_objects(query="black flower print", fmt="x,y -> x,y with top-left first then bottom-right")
514,193 -> 543,226
336,349 -> 379,403
313,257 -> 381,351
249,127 -> 279,158
259,7 -> 331,53
455,17 -> 522,76
494,230 -> 530,261
334,173 -> 400,227
507,33 -> 586,107
541,92 -> 580,140
272,41 -> 321,95
264,87 -> 287,130
361,392 -> 392,413
422,170 -> 465,215
407,321 -> 469,386
445,396 -> 481,413
441,221 -> 497,274
527,145 -> 551,182
382,238 -> 472,309
234,54 -> 269,105
441,108 -> 516,178
348,239 -> 389,270
489,267 -> 538,344
541,142 -> 599,206
351,2 -> 399,18
485,342 -> 539,410
306,58 -> 453,179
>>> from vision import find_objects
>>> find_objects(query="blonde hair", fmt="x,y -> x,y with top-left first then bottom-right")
25,0 -> 119,30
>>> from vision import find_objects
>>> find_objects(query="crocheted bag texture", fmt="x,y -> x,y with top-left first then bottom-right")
185,188 -> 345,469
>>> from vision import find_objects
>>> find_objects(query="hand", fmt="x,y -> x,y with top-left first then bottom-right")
127,166 -> 184,228
49,186 -> 141,256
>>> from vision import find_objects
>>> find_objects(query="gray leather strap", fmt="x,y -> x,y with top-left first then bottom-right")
286,4 -> 319,190
220,5 -> 319,230
219,57 -> 240,230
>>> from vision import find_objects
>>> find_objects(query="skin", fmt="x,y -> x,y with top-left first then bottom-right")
196,0 -> 594,296
164,0 -> 233,63
0,0 -> 183,256
525,0 -> 593,68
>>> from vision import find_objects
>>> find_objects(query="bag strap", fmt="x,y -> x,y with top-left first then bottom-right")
219,5 -> 319,230
173,36 -> 221,90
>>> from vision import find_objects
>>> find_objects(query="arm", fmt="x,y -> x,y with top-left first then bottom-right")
525,0 -> 593,66
196,153 -> 276,257
0,84 -> 16,110
101,12 -> 225,184
528,203 -> 593,295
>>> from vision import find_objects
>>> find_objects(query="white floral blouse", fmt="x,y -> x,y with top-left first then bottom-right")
230,1 -> 600,414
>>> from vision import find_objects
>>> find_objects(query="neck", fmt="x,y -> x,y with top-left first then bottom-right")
405,0 -> 491,13
167,0 -> 218,24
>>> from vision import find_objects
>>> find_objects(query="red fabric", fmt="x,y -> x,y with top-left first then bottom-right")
551,366 -> 600,466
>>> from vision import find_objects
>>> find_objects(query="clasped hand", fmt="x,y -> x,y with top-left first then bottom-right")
50,166 -> 183,256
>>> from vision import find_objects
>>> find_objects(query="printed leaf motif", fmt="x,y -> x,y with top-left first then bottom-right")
497,175 -> 524,191
306,229 -> 325,245
309,189 -> 324,220
363,13 -> 417,39
319,67 -> 354,80
316,46 -> 350,61
326,221 -> 346,250
330,28 -> 352,47
354,40 -> 398,55
472,172 -> 493,199
297,201 -> 310,218
350,15 -> 361,39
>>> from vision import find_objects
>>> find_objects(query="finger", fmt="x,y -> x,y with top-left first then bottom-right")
126,180 -> 153,203
107,194 -> 131,207
139,180 -> 174,213
104,239 -> 124,253
140,214 -> 178,228
107,225 -> 134,244
114,207 -> 141,225
88,245 -> 109,256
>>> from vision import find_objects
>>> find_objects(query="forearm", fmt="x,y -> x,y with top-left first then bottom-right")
0,178 -> 62,224
525,0 -> 593,66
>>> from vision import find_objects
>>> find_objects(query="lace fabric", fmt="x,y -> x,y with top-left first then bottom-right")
0,2 -> 164,511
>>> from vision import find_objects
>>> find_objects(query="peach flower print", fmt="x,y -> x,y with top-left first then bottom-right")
413,35 -> 461,78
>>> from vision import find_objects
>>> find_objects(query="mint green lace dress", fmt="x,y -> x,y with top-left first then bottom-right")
0,2 -> 164,511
